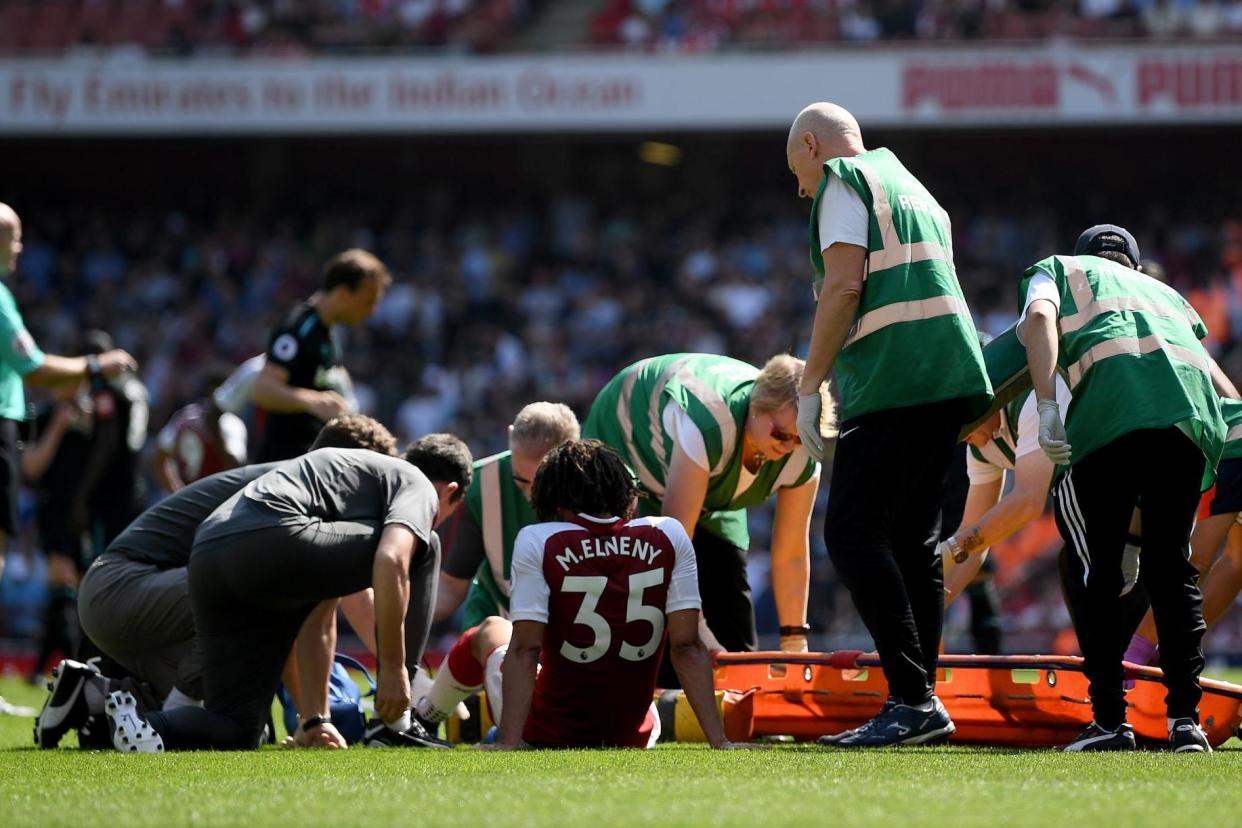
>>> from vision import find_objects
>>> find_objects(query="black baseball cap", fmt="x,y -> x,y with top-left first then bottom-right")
1074,224 -> 1140,268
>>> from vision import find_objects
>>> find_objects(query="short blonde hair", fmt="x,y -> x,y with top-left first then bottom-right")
510,402 -> 580,456
751,354 -> 804,413
752,354 -> 838,439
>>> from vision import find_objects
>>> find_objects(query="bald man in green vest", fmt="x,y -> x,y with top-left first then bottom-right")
787,103 -> 991,747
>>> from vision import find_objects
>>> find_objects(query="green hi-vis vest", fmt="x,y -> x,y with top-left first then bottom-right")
461,450 -> 537,625
1220,398 -> 1242,461
582,353 -> 818,550
1020,254 -> 1225,489
809,147 -> 991,423
967,388 -> 1032,472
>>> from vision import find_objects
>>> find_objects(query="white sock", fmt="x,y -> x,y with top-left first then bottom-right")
415,659 -> 482,724
385,710 -> 412,732
163,687 -> 203,711
484,645 -> 508,725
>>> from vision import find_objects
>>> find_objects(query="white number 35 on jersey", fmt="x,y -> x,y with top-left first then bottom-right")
560,570 -> 665,664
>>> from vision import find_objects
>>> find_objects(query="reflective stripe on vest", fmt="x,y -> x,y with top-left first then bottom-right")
1049,256 -> 1212,389
854,163 -> 952,278
616,356 -> 741,489
616,357 -> 740,491
617,364 -> 665,495
845,295 -> 973,348
661,369 -> 740,477
1066,333 -> 1212,389
1057,256 -> 1204,335
479,461 -> 510,597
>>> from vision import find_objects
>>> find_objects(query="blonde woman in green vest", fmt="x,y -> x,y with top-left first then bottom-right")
435,402 -> 580,628
1022,224 -> 1223,753
582,353 -> 826,677
786,103 -> 991,747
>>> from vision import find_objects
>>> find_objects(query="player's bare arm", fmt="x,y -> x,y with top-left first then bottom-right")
291,598 -> 347,749
769,473 -> 818,652
492,619 -> 542,750
666,609 -> 730,748
372,524 -> 415,724
252,361 -> 346,420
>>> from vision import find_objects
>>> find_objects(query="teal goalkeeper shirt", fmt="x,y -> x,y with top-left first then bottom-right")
0,280 -> 44,420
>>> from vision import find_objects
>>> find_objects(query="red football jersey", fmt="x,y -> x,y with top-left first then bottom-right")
156,401 -> 247,485
508,514 -> 700,749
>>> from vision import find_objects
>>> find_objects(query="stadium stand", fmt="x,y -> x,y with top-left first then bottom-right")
2,0 -> 1242,55
0,0 -> 532,55
590,0 -> 1242,49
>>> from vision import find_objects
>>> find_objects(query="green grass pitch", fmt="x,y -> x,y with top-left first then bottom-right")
2,672 -> 1242,827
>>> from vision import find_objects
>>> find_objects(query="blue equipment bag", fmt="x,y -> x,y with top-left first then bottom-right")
277,653 -> 376,744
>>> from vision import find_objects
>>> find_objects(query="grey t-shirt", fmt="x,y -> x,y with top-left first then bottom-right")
196,448 -> 438,548
108,463 -> 281,569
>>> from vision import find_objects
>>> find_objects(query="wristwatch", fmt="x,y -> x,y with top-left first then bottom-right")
299,714 -> 330,732
779,624 -> 811,637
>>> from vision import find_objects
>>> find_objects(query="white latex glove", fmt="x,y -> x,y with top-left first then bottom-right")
796,393 -> 825,462
1036,399 -> 1072,465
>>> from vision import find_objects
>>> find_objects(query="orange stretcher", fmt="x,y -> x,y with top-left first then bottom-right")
712,651 -> 1242,748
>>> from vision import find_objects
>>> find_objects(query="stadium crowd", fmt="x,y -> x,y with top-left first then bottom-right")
1,0 -> 1241,55
0,0 -> 535,55
592,0 -> 1242,49
2,177 -> 1242,658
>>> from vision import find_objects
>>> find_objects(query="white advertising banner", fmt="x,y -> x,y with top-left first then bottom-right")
0,45 -> 1240,134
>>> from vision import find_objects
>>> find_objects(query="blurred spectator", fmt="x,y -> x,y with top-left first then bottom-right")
4,0 -> 1242,55
0,0 -> 531,55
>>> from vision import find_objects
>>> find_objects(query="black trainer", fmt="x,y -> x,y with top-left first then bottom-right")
1063,721 -> 1136,752
1168,718 -> 1211,753
361,717 -> 451,749
34,659 -> 100,749
413,711 -> 450,745
818,697 -> 897,746
820,696 -> 955,748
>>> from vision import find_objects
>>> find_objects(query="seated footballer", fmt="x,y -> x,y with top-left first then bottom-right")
416,439 -> 736,749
